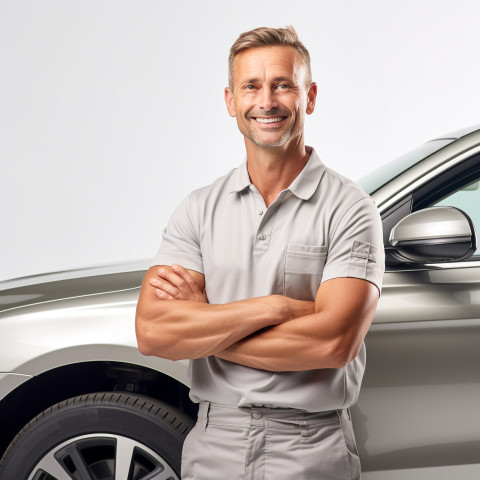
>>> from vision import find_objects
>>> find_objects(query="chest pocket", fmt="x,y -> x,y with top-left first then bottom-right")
284,244 -> 327,301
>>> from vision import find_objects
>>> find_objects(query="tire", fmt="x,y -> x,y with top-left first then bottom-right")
0,392 -> 194,480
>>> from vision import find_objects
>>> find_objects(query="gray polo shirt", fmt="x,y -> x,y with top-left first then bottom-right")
152,148 -> 384,412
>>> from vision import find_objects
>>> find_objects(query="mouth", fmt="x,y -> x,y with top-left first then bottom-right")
252,116 -> 287,124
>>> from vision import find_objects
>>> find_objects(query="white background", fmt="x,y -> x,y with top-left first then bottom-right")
1,0 -> 480,281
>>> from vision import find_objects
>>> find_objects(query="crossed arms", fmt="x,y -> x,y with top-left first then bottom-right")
135,264 -> 379,372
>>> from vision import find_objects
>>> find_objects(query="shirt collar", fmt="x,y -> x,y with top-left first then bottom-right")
288,148 -> 325,200
229,158 -> 252,193
229,148 -> 325,199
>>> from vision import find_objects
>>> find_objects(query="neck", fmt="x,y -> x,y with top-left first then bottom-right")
245,136 -> 311,207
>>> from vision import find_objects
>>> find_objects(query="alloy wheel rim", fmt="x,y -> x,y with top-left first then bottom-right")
27,433 -> 179,480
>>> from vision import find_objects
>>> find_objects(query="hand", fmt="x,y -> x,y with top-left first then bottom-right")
149,264 -> 207,303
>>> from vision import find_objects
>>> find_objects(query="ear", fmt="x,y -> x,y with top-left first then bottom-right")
224,87 -> 236,117
306,82 -> 317,115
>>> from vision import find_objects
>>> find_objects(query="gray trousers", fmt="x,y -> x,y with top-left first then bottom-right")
181,402 -> 360,480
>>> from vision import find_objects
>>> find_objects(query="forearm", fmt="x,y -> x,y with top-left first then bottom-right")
217,279 -> 379,372
136,265 -> 318,361
216,312 -> 344,371
136,294 -> 288,360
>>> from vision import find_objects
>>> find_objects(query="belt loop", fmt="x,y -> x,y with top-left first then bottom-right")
298,420 -> 308,443
337,409 -> 350,421
198,402 -> 210,431
293,410 -> 309,442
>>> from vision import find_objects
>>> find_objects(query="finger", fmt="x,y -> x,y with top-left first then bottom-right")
150,277 -> 180,297
156,267 -> 189,291
154,288 -> 175,300
171,264 -> 202,293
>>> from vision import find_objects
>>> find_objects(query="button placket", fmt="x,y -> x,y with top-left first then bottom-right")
255,222 -> 271,250
253,194 -> 270,250
251,188 -> 285,251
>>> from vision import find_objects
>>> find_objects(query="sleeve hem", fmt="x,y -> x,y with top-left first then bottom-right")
321,268 -> 383,295
150,252 -> 204,275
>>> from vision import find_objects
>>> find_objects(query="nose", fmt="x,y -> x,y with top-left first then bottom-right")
259,87 -> 278,110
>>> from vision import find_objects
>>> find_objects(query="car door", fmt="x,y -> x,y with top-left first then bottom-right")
355,154 -> 480,479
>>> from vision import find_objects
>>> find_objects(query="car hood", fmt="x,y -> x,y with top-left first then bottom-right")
0,262 -> 148,312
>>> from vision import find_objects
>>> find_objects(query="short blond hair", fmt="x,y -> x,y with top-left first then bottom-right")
228,25 -> 312,90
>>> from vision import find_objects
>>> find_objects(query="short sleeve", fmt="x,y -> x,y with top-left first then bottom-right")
151,194 -> 204,274
322,197 -> 385,293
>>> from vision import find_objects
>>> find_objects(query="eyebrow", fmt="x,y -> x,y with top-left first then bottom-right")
272,76 -> 295,83
241,78 -> 260,85
241,76 -> 295,85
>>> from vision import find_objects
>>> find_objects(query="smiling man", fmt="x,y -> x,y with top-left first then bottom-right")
136,26 -> 384,479
226,44 -> 313,151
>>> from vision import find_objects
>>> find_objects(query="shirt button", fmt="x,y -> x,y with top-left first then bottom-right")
259,234 -> 266,240
258,210 -> 264,215
252,409 -> 263,420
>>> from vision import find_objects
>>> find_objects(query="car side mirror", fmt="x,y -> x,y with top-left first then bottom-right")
389,206 -> 477,263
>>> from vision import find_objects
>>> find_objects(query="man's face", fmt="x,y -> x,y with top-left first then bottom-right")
225,45 -> 316,149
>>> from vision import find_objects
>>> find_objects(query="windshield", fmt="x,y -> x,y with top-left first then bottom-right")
358,139 -> 454,195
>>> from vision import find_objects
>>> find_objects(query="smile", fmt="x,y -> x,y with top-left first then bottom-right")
253,117 -> 286,124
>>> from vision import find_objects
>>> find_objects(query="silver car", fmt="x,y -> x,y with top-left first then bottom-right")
1,126 -> 479,480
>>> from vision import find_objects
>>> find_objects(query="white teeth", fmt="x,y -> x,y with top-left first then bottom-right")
255,117 -> 284,123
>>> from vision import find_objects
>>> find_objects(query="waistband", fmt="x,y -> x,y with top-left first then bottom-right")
196,402 -> 350,432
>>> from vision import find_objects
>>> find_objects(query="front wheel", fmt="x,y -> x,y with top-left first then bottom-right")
0,392 -> 194,480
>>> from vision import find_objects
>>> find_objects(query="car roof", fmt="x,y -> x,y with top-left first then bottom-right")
359,125 -> 480,202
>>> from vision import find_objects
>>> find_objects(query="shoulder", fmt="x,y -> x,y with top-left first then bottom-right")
321,165 -> 370,204
186,166 -> 240,204
313,162 -> 381,241
315,163 -> 378,221
173,165 -> 242,226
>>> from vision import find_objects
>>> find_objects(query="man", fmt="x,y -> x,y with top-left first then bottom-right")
136,25 -> 384,480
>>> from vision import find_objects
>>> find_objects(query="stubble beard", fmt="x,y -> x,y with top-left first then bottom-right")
242,114 -> 300,150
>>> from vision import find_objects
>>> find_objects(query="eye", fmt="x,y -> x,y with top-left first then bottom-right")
277,83 -> 290,90
244,84 -> 256,90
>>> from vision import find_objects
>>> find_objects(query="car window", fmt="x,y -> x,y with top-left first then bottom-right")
433,177 -> 480,256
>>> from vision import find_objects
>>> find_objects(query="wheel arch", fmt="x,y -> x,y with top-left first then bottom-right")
0,355 -> 196,460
